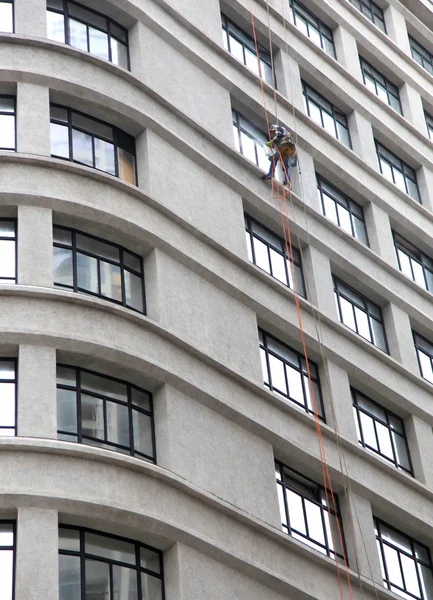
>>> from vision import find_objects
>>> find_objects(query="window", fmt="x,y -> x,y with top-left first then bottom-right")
259,329 -> 324,418
56,365 -> 155,460
0,0 -> 13,32
222,14 -> 273,85
360,57 -> 401,113
290,0 -> 335,58
352,389 -> 412,473
0,97 -> 15,151
303,82 -> 351,147
59,526 -> 164,600
50,105 -> 136,184
317,176 -> 368,245
334,277 -> 388,352
275,461 -> 346,561
245,215 -> 306,296
0,522 -> 14,600
0,220 -> 16,283
394,232 -> 433,293
348,0 -> 386,33
53,226 -> 145,312
47,0 -> 129,69
232,109 -> 269,171
375,518 -> 433,600
376,142 -> 420,202
413,332 -> 433,384
0,360 -> 16,437
410,36 -> 433,76
425,112 -> 433,140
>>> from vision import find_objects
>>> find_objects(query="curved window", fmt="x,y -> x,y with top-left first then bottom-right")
59,526 -> 164,600
0,97 -> 15,152
47,0 -> 129,69
53,226 -> 145,313
0,0 -> 13,33
50,105 -> 136,184
56,364 -> 155,461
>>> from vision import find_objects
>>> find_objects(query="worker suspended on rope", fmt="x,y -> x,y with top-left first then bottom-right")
261,124 -> 297,185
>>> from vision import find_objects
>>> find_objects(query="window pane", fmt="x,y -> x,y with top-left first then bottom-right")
57,365 -> 76,386
376,422 -> 393,458
113,565 -> 138,600
132,410 -> 153,456
0,115 -> 15,149
59,554 -> 81,600
59,528 -> 80,552
140,547 -> 161,574
72,129 -> 93,166
322,195 -> 339,224
305,499 -> 326,545
85,533 -> 135,565
57,388 -> 77,433
269,355 -> 287,394
400,554 -> 420,597
240,132 -> 256,163
131,388 -> 150,412
253,238 -> 270,273
100,261 -> 122,302
392,433 -> 411,471
360,412 -> 378,449
354,306 -> 371,341
393,169 -> 406,192
0,241 -> 15,279
0,3 -> 13,33
50,123 -> 69,158
106,401 -> 129,447
94,138 -> 115,175
336,205 -> 352,235
81,372 -> 127,402
244,47 -> 259,74
69,18 -> 88,51
380,159 -> 393,183
371,319 -> 387,351
81,394 -> 104,440
141,573 -> 163,600
85,559 -> 110,599
383,545 -> 404,588
77,253 -> 98,293
229,35 -> 244,62
418,350 -> 433,382
54,247 -> 74,287
76,235 -> 119,262
322,111 -> 336,136
339,296 -> 356,331
47,11 -> 65,42
124,271 -> 143,311
89,27 -> 109,60
286,365 -> 304,405
72,113 -> 113,140
118,148 -> 136,184
111,39 -> 128,69
286,489 -> 306,535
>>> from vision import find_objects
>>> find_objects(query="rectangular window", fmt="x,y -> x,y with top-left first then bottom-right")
360,57 -> 401,113
232,109 -> 269,172
0,522 -> 14,600
334,277 -> 388,352
413,331 -> 433,384
0,96 -> 15,151
0,220 -> 16,283
50,104 -> 136,184
259,329 -> 324,419
376,141 -> 420,202
425,112 -> 433,140
290,0 -> 335,58
302,82 -> 351,147
245,214 -> 306,296
393,232 -> 433,293
317,176 -> 368,245
375,518 -> 433,600
56,364 -> 155,460
59,526 -> 164,600
348,0 -> 386,33
53,226 -> 145,313
275,461 -> 346,561
222,14 -> 273,85
410,36 -> 433,76
0,0 -> 13,32
0,360 -> 16,437
352,388 -> 412,473
47,0 -> 129,69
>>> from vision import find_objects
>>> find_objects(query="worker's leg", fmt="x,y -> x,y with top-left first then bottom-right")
262,154 -> 277,180
283,157 -> 291,184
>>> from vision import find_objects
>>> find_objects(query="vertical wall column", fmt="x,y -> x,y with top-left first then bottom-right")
364,202 -> 395,265
383,303 -> 418,371
416,167 -> 433,212
14,0 -> 47,37
17,205 -> 53,287
273,51 -> 304,110
17,345 -> 57,438
14,508 -> 58,600
349,112 -> 377,169
400,84 -> 427,134
292,148 -> 321,210
320,360 -> 358,441
302,245 -> 337,320
333,27 -> 361,80
16,82 -> 50,156
405,415 -> 433,488
385,5 -> 410,54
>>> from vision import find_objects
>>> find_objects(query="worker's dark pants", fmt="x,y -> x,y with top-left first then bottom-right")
266,155 -> 291,183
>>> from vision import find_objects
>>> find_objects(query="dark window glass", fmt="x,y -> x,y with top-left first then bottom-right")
245,214 -> 306,296
302,82 -> 351,147
232,109 -> 269,171
334,277 -> 388,352
413,332 -> 433,384
425,112 -> 433,140
394,232 -> 433,293
348,0 -> 386,33
259,329 -> 324,419
0,0 -> 13,32
352,388 -> 412,473
0,96 -> 15,151
0,360 -> 16,437
410,36 -> 433,77
56,364 -> 155,461
360,57 -> 401,113
53,226 -> 145,313
59,526 -> 163,600
47,0 -> 129,69
317,176 -> 368,244
375,518 -> 433,600
221,14 -> 273,85
50,104 -> 136,184
290,0 -> 335,58
0,522 -> 14,600
275,461 -> 346,561
375,141 -> 420,202
0,220 -> 16,283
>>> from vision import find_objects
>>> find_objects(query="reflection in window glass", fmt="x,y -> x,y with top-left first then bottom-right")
376,141 -> 420,202
0,0 -> 13,33
53,226 -> 145,313
0,97 -> 15,151
360,57 -> 401,113
348,0 -> 386,32
302,82 -> 351,147
413,332 -> 433,384
394,232 -> 433,293
0,360 -> 16,437
410,36 -> 433,77
290,0 -> 335,58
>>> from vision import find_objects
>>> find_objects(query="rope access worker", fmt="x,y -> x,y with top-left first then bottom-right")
261,124 -> 297,185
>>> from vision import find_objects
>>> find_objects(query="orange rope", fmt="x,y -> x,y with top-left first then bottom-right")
249,4 -> 353,599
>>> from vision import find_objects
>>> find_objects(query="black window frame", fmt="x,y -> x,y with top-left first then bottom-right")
0,520 -> 15,600
375,517 -> 433,600
50,104 -> 137,184
259,328 -> 325,419
348,0 -> 386,33
360,57 -> 401,114
232,109 -> 269,171
0,218 -> 17,284
334,277 -> 388,353
317,175 -> 368,245
245,214 -> 306,297
59,525 -> 164,600
0,359 -> 17,438
375,141 -> 420,202
57,364 -> 156,462
47,0 -> 130,70
413,331 -> 433,385
53,225 -> 146,314
290,0 -> 335,58
275,461 -> 347,562
393,232 -> 433,293
0,0 -> 13,33
410,36 -> 433,77
352,388 -> 412,474
425,111 -> 433,140
302,81 -> 351,147
0,95 -> 16,152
